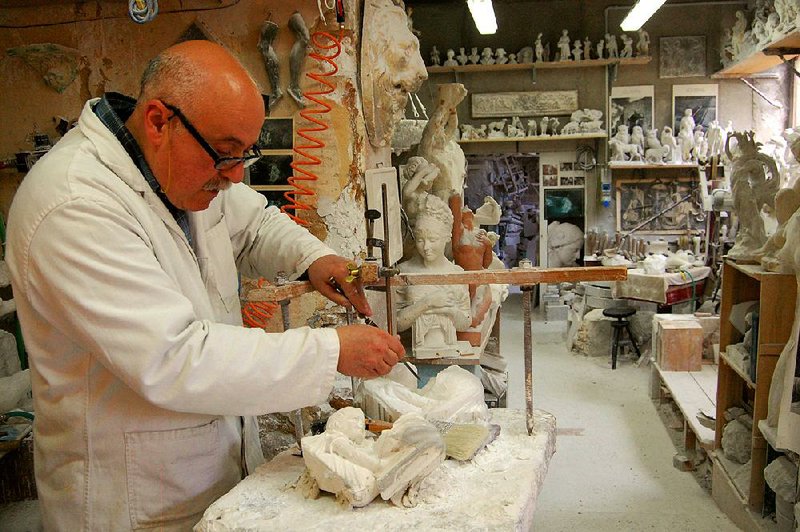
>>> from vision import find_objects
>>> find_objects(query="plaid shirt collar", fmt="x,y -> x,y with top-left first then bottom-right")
92,92 -> 192,247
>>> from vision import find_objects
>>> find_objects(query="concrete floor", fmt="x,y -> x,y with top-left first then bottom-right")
499,292 -> 739,531
1,292 -> 741,531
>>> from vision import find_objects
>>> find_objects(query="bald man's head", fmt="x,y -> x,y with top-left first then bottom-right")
138,40 -> 262,116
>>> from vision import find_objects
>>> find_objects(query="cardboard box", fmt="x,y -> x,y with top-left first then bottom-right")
658,320 -> 704,371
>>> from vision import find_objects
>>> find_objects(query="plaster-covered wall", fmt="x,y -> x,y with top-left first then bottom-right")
407,0 -> 792,235
0,0 -> 375,250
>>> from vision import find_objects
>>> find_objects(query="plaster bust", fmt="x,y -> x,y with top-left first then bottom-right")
547,221 -> 583,267
361,0 -> 428,148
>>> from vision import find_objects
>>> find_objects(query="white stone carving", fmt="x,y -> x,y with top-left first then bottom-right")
547,222 -> 584,267
471,90 -> 579,118
419,83 -> 468,201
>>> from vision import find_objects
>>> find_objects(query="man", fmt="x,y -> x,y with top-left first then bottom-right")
6,40 -> 404,530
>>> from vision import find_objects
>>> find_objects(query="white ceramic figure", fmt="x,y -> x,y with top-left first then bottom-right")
572,40 -> 583,61
644,128 -> 667,163
468,47 -> 480,64
693,129 -> 709,162
540,116 -> 549,136
558,30 -> 571,61
661,126 -> 681,163
508,116 -> 525,137
630,125 -> 645,150
720,28 -> 735,67
507,53 -> 518,64
480,47 -> 495,65
605,33 -> 618,58
395,195 -> 472,359
487,119 -> 507,138
609,138 -> 643,162
725,131 -> 781,261
429,45 -> 441,66
620,34 -> 633,58
614,124 -> 630,145
443,48 -> 458,66
547,222 -> 584,267
596,39 -> 605,59
526,119 -> 537,137
706,120 -> 726,160
401,156 -> 439,229
456,47 -> 469,65
361,0 -> 428,148
678,122 -> 695,163
636,29 -> 650,56
535,33 -> 545,62
418,83 -> 468,202
300,407 -> 446,508
459,124 -> 481,141
495,48 -> 508,64
549,117 -> 560,136
583,37 -> 592,59
680,108 -> 696,133
518,46 -> 534,64
731,10 -> 749,59
561,120 -> 580,135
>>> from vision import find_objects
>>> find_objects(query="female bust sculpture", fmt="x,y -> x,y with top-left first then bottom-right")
396,194 -> 472,359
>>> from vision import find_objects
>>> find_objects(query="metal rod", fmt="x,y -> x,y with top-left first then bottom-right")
281,300 -> 304,454
522,286 -> 534,436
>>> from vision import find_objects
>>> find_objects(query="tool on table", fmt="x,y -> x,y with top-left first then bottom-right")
521,283 -> 535,436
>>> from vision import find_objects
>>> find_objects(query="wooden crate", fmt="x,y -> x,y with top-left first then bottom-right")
658,320 -> 703,371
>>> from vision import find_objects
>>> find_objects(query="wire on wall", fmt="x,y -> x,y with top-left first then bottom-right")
281,30 -> 343,226
241,278 -> 279,329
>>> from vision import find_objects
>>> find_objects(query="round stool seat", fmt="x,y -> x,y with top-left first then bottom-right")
603,307 -> 636,319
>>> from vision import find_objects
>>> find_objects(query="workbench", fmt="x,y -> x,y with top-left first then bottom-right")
195,408 -> 556,531
612,266 -> 711,306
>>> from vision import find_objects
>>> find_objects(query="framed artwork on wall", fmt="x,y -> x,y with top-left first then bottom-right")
659,36 -> 706,78
257,117 -> 294,151
248,154 -> 293,188
616,178 -> 705,233
609,85 -> 654,135
672,84 -> 718,132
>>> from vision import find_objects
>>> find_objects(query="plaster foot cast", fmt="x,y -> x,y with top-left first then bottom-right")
395,194 -> 472,359
300,407 -> 445,509
361,0 -> 428,147
257,21 -> 283,109
418,83 -> 468,202
287,11 -> 310,107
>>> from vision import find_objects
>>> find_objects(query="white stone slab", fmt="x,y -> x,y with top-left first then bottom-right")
196,409 -> 556,532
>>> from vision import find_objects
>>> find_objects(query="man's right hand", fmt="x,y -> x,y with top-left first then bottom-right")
336,324 -> 405,378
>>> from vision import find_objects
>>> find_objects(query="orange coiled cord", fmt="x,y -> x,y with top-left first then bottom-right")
281,30 -> 342,226
241,278 -> 279,329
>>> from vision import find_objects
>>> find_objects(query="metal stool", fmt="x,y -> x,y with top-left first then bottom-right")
603,306 -> 641,369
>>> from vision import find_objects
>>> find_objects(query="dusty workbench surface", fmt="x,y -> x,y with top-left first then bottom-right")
195,408 -> 557,531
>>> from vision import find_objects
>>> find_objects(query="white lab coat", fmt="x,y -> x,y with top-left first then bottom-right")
6,99 -> 341,530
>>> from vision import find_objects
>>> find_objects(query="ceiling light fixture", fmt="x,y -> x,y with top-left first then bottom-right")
467,0 -> 497,35
620,0 -> 667,31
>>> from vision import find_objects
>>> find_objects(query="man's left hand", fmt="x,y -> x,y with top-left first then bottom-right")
307,255 -> 372,316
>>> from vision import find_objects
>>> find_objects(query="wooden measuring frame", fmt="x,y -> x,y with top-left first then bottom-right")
246,263 -> 628,435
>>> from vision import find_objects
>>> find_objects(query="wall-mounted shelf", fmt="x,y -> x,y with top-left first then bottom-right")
712,31 -> 800,79
608,162 -> 702,170
459,132 -> 606,144
427,56 -> 651,74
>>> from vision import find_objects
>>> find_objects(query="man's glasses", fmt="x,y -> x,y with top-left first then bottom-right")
161,101 -> 262,171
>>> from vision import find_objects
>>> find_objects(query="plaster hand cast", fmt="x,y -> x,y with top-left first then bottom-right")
287,12 -> 310,107
257,20 -> 282,109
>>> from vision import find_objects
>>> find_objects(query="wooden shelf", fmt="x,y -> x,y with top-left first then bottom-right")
654,362 -> 717,448
715,258 -> 797,513
459,132 -> 606,144
712,31 -> 800,79
427,56 -> 651,74
608,163 -> 702,170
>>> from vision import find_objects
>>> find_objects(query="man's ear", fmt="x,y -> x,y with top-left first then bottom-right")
141,100 -> 171,148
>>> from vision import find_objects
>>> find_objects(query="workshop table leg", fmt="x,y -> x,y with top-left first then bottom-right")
522,286 -> 534,436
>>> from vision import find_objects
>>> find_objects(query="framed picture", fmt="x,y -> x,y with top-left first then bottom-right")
256,189 -> 292,209
615,178 -> 705,233
672,84 -> 718,132
258,117 -> 294,151
609,85 -> 654,135
659,36 -> 706,78
248,154 -> 293,187
544,189 -> 584,220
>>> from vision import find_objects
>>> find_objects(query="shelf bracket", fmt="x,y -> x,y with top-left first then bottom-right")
607,62 -> 619,84
738,77 -> 784,109
531,65 -> 537,84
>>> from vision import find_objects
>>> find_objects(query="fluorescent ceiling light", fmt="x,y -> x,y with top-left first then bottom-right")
467,0 -> 497,35
620,0 -> 667,31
